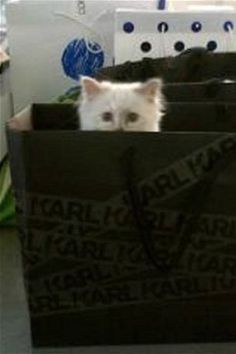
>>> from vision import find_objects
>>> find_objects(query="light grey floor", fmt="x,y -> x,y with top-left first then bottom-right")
1,228 -> 236,354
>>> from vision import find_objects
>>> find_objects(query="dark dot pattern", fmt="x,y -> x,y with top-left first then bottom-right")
174,41 -> 185,52
123,22 -> 134,33
140,41 -> 152,52
207,40 -> 217,51
157,22 -> 169,33
191,21 -> 202,32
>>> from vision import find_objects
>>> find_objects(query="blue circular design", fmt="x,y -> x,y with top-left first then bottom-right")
61,38 -> 104,81
157,22 -> 169,33
191,21 -> 202,32
123,22 -> 134,33
174,41 -> 185,52
207,40 -> 217,52
224,21 -> 234,32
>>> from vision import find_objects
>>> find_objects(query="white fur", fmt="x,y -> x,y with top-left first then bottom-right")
78,77 -> 165,131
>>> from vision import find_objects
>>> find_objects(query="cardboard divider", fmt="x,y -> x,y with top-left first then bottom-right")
162,102 -> 236,131
164,81 -> 236,102
21,102 -> 236,133
31,104 -> 79,130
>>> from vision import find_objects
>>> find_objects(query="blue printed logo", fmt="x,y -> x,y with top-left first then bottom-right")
61,38 -> 104,81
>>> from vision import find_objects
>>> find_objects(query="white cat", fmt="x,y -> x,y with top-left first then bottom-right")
79,76 -> 165,132
8,77 -> 165,131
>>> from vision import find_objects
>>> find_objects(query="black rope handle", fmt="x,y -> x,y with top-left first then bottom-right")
120,147 -> 171,274
121,138 -> 236,274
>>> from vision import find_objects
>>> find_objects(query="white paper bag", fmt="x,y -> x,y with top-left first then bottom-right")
6,0 -> 156,112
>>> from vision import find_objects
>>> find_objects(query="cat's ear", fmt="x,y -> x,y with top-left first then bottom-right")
135,78 -> 163,100
80,76 -> 102,99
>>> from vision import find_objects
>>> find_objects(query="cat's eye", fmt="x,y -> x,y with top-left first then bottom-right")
102,112 -> 113,122
127,112 -> 139,123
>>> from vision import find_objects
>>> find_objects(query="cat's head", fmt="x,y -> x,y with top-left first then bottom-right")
78,76 -> 165,131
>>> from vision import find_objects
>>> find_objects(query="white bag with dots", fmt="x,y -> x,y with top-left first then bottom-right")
114,9 -> 236,64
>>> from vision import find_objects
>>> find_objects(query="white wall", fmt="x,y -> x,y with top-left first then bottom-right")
0,67 -> 12,161
169,0 -> 236,11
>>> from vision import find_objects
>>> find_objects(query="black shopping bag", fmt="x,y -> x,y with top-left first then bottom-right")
7,104 -> 236,346
96,49 -> 236,83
